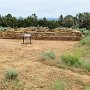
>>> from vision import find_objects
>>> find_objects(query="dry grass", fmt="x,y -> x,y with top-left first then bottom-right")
0,39 -> 90,90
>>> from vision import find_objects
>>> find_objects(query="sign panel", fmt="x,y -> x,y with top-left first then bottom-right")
23,34 -> 31,37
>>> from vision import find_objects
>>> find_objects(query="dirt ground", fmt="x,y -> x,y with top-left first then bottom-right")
0,39 -> 90,90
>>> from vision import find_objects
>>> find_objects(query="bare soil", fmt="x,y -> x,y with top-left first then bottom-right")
0,39 -> 90,90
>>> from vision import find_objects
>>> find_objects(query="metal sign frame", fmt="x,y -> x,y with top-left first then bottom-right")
22,34 -> 31,44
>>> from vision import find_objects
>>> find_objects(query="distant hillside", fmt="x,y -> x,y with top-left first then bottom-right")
39,17 -> 58,20
47,18 -> 58,20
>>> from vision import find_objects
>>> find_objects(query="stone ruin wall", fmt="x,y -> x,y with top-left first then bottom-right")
0,28 -> 83,41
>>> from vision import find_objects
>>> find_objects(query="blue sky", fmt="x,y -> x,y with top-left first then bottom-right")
0,0 -> 90,18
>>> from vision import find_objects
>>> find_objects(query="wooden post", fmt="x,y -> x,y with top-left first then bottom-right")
23,37 -> 24,44
30,36 -> 31,44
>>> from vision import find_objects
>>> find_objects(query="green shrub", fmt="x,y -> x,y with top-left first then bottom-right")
80,35 -> 90,45
52,81 -> 68,90
5,68 -> 18,80
0,27 -> 8,32
61,53 -> 81,66
41,51 -> 56,60
79,28 -> 86,33
84,30 -> 90,36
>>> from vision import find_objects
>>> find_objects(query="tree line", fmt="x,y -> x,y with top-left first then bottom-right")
0,12 -> 90,29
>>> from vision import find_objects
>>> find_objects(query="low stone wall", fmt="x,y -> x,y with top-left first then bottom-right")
0,31 -> 82,41
33,36 -> 81,41
31,32 -> 82,41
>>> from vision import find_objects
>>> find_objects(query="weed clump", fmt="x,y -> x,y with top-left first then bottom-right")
5,68 -> 18,80
41,51 -> 56,60
52,81 -> 68,90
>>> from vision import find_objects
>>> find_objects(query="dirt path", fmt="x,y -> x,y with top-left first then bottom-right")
0,39 -> 90,90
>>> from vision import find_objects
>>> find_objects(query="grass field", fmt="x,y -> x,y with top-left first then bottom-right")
0,39 -> 90,90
